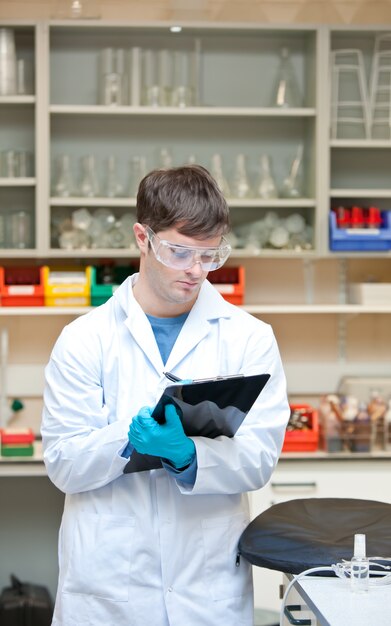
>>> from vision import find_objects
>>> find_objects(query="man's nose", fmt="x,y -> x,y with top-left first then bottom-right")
185,259 -> 204,276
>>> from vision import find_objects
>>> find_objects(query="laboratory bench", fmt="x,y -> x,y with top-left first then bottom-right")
1,446 -> 391,607
282,573 -> 391,626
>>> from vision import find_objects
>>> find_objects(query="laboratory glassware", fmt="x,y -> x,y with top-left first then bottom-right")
128,47 -> 141,106
59,228 -> 90,250
117,212 -> 137,248
171,49 -> 194,107
128,155 -> 147,197
50,0 -> 101,19
79,155 -> 100,197
271,47 -> 302,108
0,28 -> 16,95
281,145 -> 303,198
1,150 -> 18,177
72,207 -> 92,231
158,49 -> 173,107
210,154 -> 230,197
17,150 -> 33,177
89,208 -> 116,247
99,48 -> 126,106
231,154 -> 252,199
8,210 -> 32,248
350,534 -> 369,594
141,49 -> 160,106
158,148 -> 173,169
256,154 -> 278,199
104,155 -> 123,197
52,154 -> 75,196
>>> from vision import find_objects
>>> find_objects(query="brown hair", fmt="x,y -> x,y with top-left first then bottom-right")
136,165 -> 230,238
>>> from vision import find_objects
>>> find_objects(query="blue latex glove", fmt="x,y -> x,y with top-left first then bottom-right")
128,404 -> 195,469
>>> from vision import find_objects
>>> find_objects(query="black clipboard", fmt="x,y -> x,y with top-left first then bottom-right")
123,373 -> 270,474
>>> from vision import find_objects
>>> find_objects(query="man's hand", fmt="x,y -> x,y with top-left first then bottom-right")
128,404 -> 195,469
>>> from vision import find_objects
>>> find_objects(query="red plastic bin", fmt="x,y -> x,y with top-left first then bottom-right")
209,266 -> 245,305
282,404 -> 319,452
0,266 -> 45,306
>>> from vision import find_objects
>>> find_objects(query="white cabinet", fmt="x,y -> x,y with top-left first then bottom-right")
250,457 -> 391,612
46,23 -> 321,257
0,23 -> 41,253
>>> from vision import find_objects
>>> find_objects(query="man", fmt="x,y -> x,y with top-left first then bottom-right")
42,165 -> 290,626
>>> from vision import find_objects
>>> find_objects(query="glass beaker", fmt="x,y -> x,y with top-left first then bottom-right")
1,151 -> 18,177
0,28 -> 16,95
158,49 -> 173,107
271,47 -> 302,108
128,155 -> 147,197
52,154 -> 74,196
141,49 -> 160,107
104,155 -> 123,197
171,50 -> 194,107
8,210 -> 32,248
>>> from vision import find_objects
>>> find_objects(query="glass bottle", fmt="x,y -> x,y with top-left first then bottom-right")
256,154 -> 278,199
351,534 -> 369,594
99,48 -> 124,106
271,47 -> 302,108
79,155 -> 100,197
232,154 -> 252,199
104,155 -> 123,197
210,154 -> 230,197
52,155 -> 74,197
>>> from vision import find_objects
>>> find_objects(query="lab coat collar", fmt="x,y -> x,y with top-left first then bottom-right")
113,274 -> 233,374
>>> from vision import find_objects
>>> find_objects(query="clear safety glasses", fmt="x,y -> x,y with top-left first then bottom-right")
145,226 -> 231,271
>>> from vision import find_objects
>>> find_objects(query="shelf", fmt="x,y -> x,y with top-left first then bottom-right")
50,105 -> 317,117
330,140 -> 391,149
0,95 -> 35,105
243,304 -> 391,314
0,178 -> 36,187
50,197 -> 136,206
2,304 -> 391,316
50,197 -> 316,208
330,189 -> 391,198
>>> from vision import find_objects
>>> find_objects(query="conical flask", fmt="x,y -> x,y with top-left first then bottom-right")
79,155 -> 100,197
232,154 -> 252,199
52,155 -> 74,197
281,145 -> 303,198
256,154 -> 278,199
271,47 -> 302,108
210,154 -> 230,197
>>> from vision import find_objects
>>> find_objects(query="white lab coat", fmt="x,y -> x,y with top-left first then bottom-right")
42,275 -> 290,626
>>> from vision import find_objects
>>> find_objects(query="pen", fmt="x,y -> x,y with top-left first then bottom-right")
163,371 -> 182,382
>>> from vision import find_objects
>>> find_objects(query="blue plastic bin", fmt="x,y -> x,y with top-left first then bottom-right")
329,210 -> 391,251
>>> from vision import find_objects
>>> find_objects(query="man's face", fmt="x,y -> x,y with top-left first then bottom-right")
134,224 -> 223,310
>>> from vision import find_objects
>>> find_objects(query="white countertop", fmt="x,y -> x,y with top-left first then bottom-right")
296,575 -> 391,626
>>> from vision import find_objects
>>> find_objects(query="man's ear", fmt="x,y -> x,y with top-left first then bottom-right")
133,223 -> 148,253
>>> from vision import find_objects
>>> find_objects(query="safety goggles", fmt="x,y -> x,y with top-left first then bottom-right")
145,226 -> 231,271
